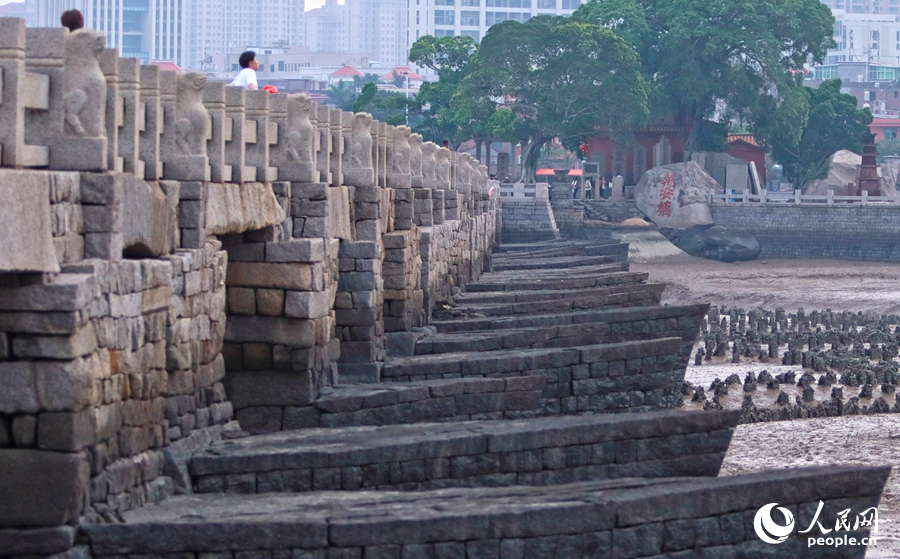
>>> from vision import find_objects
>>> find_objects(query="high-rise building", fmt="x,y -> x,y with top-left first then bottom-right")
304,0 -> 348,56
348,0 -> 405,66
38,0 -> 190,65
407,0 -> 587,54
37,0 -> 303,69
822,0 -> 899,15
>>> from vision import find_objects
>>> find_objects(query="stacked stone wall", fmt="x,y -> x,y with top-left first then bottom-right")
711,205 -> 900,261
0,17 -> 500,558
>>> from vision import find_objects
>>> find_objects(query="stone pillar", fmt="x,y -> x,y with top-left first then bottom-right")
329,108 -> 344,187
24,28 -> 66,169
244,89 -> 273,182
139,63 -> 163,180
315,104 -> 332,185
268,92 -> 289,182
0,19 -> 27,166
98,49 -> 121,172
377,121 -> 388,188
117,56 -> 142,177
202,81 -> 230,182
224,86 -> 254,182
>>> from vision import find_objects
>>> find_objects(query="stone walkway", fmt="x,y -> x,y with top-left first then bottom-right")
79,240 -> 889,558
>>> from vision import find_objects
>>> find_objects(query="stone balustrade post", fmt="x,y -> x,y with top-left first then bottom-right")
139,63 -> 163,179
377,122 -> 388,188
0,18 -> 26,166
99,48 -> 121,172
117,56 -> 142,177
224,86 -> 254,182
329,108 -> 343,187
202,81 -> 229,182
244,89 -> 273,182
315,104 -> 332,185
268,92 -> 289,182
24,28 -> 67,169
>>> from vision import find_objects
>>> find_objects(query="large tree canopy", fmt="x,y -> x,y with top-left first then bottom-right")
573,0 -> 836,149
465,15 -> 650,180
755,79 -> 872,187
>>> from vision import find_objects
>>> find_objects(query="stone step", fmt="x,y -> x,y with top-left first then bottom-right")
493,241 -> 628,262
383,337 -> 687,414
464,269 -> 644,292
491,254 -> 620,272
83,465 -> 888,558
418,304 -> 709,356
456,281 -> 651,305
189,410 -> 740,494
254,376 -> 547,432
440,283 -> 665,318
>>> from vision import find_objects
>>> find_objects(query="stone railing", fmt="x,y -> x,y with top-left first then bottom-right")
498,182 -> 549,200
708,190 -> 897,205
0,19 -> 501,557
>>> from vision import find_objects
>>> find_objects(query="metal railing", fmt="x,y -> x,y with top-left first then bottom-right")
708,189 -> 897,206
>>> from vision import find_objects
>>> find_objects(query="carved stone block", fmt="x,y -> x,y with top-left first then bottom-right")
139,63 -> 163,179
279,93 -> 318,183
162,72 -> 210,181
202,81 -> 230,182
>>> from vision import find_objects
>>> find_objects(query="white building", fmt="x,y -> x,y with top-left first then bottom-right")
38,0 -> 304,69
407,0 -> 587,52
824,10 -> 900,66
38,0 -> 189,65
348,0 -> 405,67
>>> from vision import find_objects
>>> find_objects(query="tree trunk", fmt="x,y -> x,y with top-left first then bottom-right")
486,141 -> 492,175
520,137 -> 547,183
475,140 -> 482,165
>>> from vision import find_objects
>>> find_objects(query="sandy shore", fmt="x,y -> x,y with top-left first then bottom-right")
632,255 -> 900,557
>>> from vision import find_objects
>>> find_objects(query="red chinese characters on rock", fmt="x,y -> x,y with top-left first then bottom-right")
657,173 -> 676,218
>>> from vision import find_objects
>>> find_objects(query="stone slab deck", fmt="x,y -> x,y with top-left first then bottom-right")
189,410 -> 740,493
493,240 -> 627,260
83,465 -> 889,558
465,270 -> 647,293
491,254 -> 621,272
418,303 -> 709,356
455,282 -> 654,305
382,337 -> 687,414
442,283 -> 666,318
279,376 -> 547,429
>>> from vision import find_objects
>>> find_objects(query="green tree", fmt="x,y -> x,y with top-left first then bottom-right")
756,80 -> 872,187
465,16 -> 650,180
640,0 -> 835,150
409,35 -> 483,145
352,82 -> 415,126
325,81 -> 357,111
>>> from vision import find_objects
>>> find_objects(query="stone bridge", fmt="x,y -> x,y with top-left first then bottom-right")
0,20 -> 889,559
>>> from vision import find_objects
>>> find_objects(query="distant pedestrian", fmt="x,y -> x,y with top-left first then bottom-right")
442,139 -> 449,149
60,9 -> 84,31
229,51 -> 259,90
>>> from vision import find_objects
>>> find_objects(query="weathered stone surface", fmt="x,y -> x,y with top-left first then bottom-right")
122,174 -> 175,256
661,225 -> 760,263
206,182 -> 285,235
0,169 -> 60,272
0,449 -> 89,527
0,526 -> 76,555
805,149 -> 898,199
634,162 -> 723,228
0,359 -> 97,413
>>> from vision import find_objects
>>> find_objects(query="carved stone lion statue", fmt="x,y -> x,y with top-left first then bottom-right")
436,148 -> 451,182
287,93 -> 315,164
421,141 -> 437,180
175,72 -> 209,156
63,29 -> 107,137
391,125 -> 411,174
409,133 -> 423,177
351,112 -> 374,170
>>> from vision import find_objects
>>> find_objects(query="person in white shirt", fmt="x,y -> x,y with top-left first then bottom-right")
230,51 -> 259,90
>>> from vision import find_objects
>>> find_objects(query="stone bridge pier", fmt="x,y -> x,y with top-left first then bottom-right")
0,18 -> 889,559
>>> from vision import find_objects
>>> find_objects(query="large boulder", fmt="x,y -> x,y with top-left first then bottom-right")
804,149 -> 898,199
661,225 -> 760,263
634,161 -> 724,228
